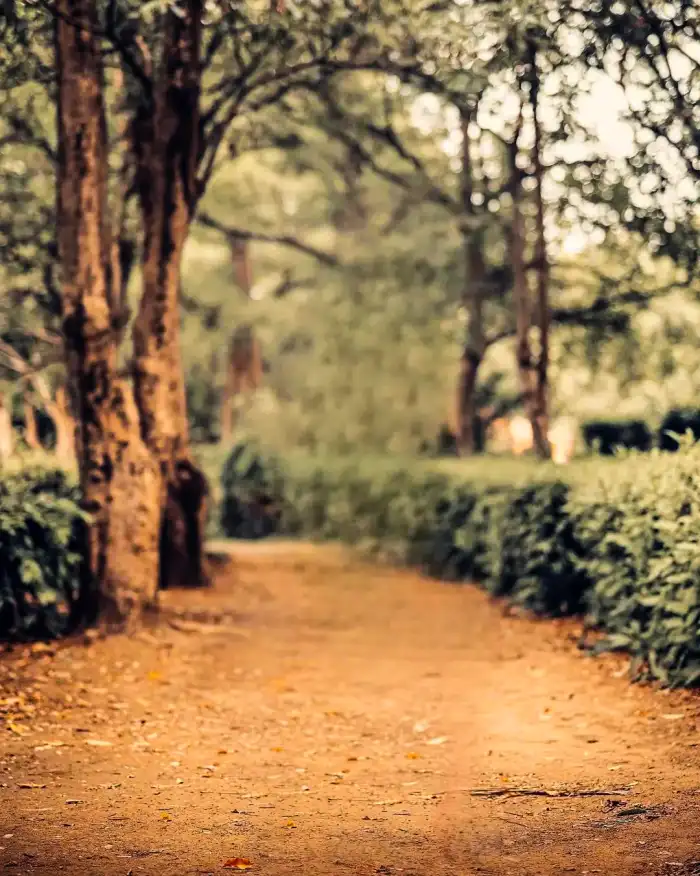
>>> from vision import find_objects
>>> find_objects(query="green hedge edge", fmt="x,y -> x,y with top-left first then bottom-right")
221,441 -> 700,689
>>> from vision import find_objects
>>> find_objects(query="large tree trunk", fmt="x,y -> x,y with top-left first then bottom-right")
529,41 -> 551,458
507,119 -> 549,459
455,110 -> 486,456
56,0 -> 162,627
132,0 -> 210,590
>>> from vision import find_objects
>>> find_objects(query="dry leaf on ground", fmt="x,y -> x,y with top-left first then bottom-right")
223,857 -> 253,869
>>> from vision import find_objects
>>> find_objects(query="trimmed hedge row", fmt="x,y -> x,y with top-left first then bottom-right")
221,442 -> 700,688
583,410 -> 700,455
0,465 -> 86,641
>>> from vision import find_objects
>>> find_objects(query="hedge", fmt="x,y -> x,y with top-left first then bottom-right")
0,465 -> 87,641
658,408 -> 700,452
220,441 -> 700,688
582,418 -> 653,455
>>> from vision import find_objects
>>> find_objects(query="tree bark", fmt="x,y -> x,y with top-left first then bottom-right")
507,116 -> 549,458
529,40 -> 551,459
455,109 -> 486,456
50,386 -> 76,463
221,326 -> 263,443
56,0 -> 161,627
23,396 -> 40,451
132,0 -> 210,589
0,394 -> 14,461
230,237 -> 253,297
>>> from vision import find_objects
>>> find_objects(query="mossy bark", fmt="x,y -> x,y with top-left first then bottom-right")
132,0 -> 210,590
56,0 -> 161,627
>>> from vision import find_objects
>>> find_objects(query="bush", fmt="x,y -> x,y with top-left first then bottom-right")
220,442 -> 700,688
658,408 -> 700,452
220,441 -> 285,539
0,466 -> 87,641
573,450 -> 700,687
582,419 -> 653,455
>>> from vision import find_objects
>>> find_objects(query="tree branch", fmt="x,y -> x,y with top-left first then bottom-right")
197,212 -> 341,268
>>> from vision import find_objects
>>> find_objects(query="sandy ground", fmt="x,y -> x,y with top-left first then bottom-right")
2,543 -> 700,876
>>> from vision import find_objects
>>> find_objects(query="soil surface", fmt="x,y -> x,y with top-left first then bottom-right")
2,543 -> 700,876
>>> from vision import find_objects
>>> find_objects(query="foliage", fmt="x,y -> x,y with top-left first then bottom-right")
573,445 -> 700,687
0,464 -> 87,641
582,419 -> 653,455
219,441 -> 700,687
658,409 -> 700,452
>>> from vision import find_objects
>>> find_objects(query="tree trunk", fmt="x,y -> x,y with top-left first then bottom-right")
529,41 -> 551,459
507,118 -> 549,458
455,109 -> 486,456
56,0 -> 162,627
0,394 -> 13,461
23,396 -> 40,451
51,386 -> 76,463
132,0 -> 210,590
230,237 -> 253,296
221,326 -> 263,443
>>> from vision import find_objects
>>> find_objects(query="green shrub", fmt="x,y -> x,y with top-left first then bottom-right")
493,482 -> 588,615
219,442 -> 700,688
658,408 -> 700,452
219,441 -> 285,539
574,450 -> 700,687
582,419 -> 653,455
0,466 -> 87,641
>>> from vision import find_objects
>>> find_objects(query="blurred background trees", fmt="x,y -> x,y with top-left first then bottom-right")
1,0 -> 698,467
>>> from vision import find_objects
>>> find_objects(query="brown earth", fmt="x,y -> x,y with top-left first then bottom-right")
2,543 -> 700,876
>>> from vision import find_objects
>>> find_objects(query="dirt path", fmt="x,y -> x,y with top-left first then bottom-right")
2,544 -> 700,876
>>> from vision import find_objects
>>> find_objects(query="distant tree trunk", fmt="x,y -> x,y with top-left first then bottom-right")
131,0 -> 210,590
56,0 -> 162,626
0,394 -> 13,461
51,386 -> 76,463
221,326 -> 263,443
529,41 -> 551,459
230,236 -> 253,296
23,396 -> 40,451
507,117 -> 549,458
455,109 -> 486,456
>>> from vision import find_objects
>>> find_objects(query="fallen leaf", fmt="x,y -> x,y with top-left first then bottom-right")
405,752 -> 421,760
160,812 -> 172,821
34,742 -> 66,752
7,722 -> 28,736
222,858 -> 252,870
147,671 -> 162,682
426,736 -> 448,746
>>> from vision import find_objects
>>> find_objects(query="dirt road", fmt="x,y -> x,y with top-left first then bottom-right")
2,544 -> 700,875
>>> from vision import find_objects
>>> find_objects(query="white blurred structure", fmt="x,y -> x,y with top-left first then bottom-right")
548,417 -> 576,465
486,413 -> 576,463
509,415 -> 533,456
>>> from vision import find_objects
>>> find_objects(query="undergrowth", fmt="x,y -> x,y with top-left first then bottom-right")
0,465 -> 86,641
